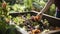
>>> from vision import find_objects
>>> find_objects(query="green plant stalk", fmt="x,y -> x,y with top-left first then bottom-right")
24,0 -> 33,10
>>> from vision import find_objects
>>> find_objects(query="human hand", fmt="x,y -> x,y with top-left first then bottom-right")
31,14 -> 42,21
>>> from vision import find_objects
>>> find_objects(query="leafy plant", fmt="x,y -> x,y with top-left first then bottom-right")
0,1 -> 16,34
49,4 -> 56,16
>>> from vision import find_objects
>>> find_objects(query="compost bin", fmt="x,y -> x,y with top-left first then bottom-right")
9,11 -> 60,27
9,11 -> 60,34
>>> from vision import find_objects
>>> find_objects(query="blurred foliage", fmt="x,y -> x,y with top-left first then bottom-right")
49,4 -> 56,16
0,1 -> 16,34
12,4 -> 25,12
1,0 -> 56,16
0,0 -> 56,34
24,0 -> 33,10
13,16 -> 25,25
39,0 -> 46,8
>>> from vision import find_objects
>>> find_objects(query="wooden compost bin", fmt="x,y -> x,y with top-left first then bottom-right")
9,11 -> 60,27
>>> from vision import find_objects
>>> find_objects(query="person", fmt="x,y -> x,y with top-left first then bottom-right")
31,0 -> 60,21
39,0 -> 60,18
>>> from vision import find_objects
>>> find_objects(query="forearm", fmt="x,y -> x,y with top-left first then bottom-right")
38,0 -> 54,15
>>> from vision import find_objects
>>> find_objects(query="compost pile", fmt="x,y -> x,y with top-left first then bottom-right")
11,13 -> 51,34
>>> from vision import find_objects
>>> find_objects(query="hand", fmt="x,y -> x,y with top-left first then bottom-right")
31,29 -> 41,34
31,14 -> 42,21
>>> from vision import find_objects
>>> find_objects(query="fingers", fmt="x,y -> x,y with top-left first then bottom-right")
31,15 -> 42,21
